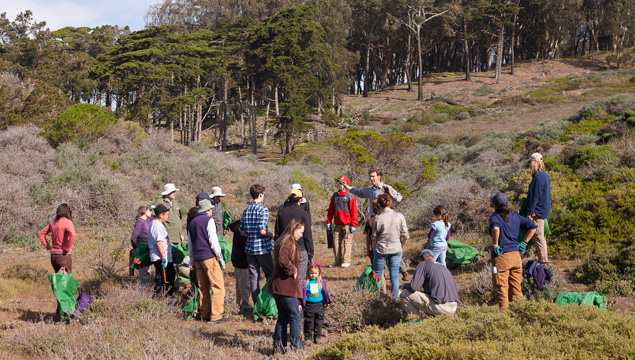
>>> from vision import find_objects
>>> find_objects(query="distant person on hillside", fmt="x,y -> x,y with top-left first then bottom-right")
187,199 -> 226,323
340,169 -> 410,280
525,153 -> 552,264
428,206 -> 452,267
240,184 -> 275,303
148,204 -> 175,296
326,176 -> 358,268
38,203 -> 76,273
154,183 -> 183,246
283,184 -> 311,218
276,189 -> 314,280
130,204 -> 153,285
269,219 -> 305,354
489,192 -> 537,308
371,194 -> 409,299
399,249 -> 459,319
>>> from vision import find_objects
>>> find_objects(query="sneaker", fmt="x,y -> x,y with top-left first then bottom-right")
327,262 -> 338,268
340,263 -> 350,268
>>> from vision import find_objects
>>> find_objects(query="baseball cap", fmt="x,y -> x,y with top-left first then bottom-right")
154,203 -> 171,215
526,153 -> 543,162
338,176 -> 350,185
490,192 -> 509,207
420,249 -> 434,258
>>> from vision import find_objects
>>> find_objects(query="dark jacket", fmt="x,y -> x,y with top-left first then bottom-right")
230,220 -> 248,269
275,204 -> 314,259
526,171 -> 551,219
405,259 -> 459,304
524,260 -> 553,290
268,240 -> 301,298
283,198 -> 311,219
299,279 -> 333,308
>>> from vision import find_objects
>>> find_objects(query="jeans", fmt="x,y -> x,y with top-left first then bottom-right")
298,250 -> 308,282
431,246 -> 447,267
247,253 -> 274,303
373,251 -> 402,299
273,294 -> 304,351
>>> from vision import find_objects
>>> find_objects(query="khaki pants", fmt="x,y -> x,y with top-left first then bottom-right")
235,267 -> 252,311
530,217 -> 549,263
492,251 -> 523,308
333,224 -> 353,265
398,289 -> 457,317
194,257 -> 225,321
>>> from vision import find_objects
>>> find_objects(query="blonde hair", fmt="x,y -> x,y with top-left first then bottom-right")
529,160 -> 546,174
306,263 -> 323,290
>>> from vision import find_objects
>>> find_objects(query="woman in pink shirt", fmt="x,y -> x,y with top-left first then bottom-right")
38,203 -> 76,273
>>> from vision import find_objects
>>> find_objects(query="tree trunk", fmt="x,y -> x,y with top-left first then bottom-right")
364,32 -> 372,98
263,100 -> 270,147
495,26 -> 504,84
219,77 -> 228,151
463,18 -> 471,81
250,67 -> 257,155
405,32 -> 413,91
274,83 -> 280,118
511,8 -> 518,75
416,24 -> 423,101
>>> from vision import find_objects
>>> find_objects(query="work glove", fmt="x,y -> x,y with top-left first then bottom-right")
326,223 -> 332,231
350,226 -> 356,234
161,257 -> 168,268
518,242 -> 527,255
219,258 -> 226,272
494,245 -> 503,257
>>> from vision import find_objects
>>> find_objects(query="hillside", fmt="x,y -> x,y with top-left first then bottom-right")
1,60 -> 635,359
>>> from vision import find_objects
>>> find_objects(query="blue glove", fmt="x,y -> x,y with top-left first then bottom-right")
219,258 -> 226,272
161,257 -> 168,268
326,223 -> 332,231
518,242 -> 527,255
494,245 -> 503,257
350,226 -> 356,234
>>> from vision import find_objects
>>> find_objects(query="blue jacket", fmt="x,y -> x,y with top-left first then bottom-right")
526,171 -> 551,219
489,212 -> 536,256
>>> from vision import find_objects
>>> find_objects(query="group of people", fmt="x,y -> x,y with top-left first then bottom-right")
35,151 -> 551,354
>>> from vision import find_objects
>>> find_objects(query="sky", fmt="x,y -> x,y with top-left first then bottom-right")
1,0 -> 162,32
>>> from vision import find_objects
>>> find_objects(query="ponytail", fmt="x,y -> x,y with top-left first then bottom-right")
443,212 -> 449,228
433,205 -> 449,228
495,205 -> 511,222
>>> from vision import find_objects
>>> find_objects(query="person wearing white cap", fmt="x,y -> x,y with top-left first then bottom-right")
210,186 -> 226,236
525,153 -> 551,264
283,184 -> 311,219
154,183 -> 183,246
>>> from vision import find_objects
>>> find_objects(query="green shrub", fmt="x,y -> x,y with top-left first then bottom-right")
577,245 -> 635,295
566,145 -> 618,170
473,85 -> 494,96
2,263 -> 49,284
313,300 -> 635,359
41,104 -> 118,146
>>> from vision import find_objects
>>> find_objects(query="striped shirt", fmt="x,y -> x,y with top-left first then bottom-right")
239,201 -> 272,255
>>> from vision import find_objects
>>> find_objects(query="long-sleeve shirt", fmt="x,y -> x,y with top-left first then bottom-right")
275,204 -> 314,259
326,190 -> 358,227
38,217 -> 76,254
405,259 -> 459,304
526,171 -> 551,219
212,201 -> 223,235
371,208 -> 409,254
187,212 -> 221,263
347,182 -> 403,215
239,201 -> 272,255
299,279 -> 333,308
489,212 -> 537,255
130,216 -> 153,248
153,198 -> 183,244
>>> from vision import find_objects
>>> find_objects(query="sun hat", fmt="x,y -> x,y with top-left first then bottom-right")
526,153 -> 543,162
210,186 -> 226,197
291,184 -> 302,190
161,183 -> 179,195
198,199 -> 214,213
490,192 -> 509,207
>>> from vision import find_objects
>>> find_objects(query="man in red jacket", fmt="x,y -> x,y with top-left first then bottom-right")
326,176 -> 358,268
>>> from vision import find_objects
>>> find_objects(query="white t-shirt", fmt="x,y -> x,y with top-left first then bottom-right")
148,219 -> 172,263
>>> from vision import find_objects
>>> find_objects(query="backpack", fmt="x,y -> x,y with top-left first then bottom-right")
356,266 -> 381,292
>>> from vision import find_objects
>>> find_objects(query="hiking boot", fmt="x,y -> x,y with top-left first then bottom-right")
327,262 -> 338,268
340,263 -> 350,268
402,271 -> 411,281
211,317 -> 230,324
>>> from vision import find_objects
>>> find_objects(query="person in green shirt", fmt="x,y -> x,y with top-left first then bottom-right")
154,183 -> 183,246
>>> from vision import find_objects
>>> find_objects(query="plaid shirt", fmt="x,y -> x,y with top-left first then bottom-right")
239,201 -> 272,255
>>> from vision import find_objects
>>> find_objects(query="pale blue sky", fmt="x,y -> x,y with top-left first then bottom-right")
1,0 -> 161,31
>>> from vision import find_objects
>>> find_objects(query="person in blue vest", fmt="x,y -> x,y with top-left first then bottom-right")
326,176 -> 358,268
187,199 -> 226,323
525,153 -> 552,264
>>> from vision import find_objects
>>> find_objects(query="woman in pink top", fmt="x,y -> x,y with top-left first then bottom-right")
38,203 -> 76,273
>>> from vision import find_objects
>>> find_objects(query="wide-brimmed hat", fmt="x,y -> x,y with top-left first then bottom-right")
210,186 -> 226,197
161,183 -> 179,195
154,203 -> 171,215
490,192 -> 509,207
198,199 -> 214,213
291,183 -> 302,190
289,189 -> 303,198
526,153 -> 543,162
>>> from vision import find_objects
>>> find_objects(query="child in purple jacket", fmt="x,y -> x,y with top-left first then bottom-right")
299,263 -> 332,344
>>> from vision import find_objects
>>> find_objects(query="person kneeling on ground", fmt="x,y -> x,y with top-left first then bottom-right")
398,249 -> 459,319
187,199 -> 226,323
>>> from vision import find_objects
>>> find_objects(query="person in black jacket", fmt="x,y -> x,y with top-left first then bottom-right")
230,219 -> 252,312
275,189 -> 314,281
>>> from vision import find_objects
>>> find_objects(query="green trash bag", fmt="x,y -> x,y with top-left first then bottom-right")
172,241 -> 189,265
555,291 -> 608,310
218,234 -> 232,264
222,210 -> 232,231
183,270 -> 200,319
253,279 -> 278,320
446,239 -> 484,269
131,242 -> 151,269
356,266 -> 381,292
49,268 -> 78,321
